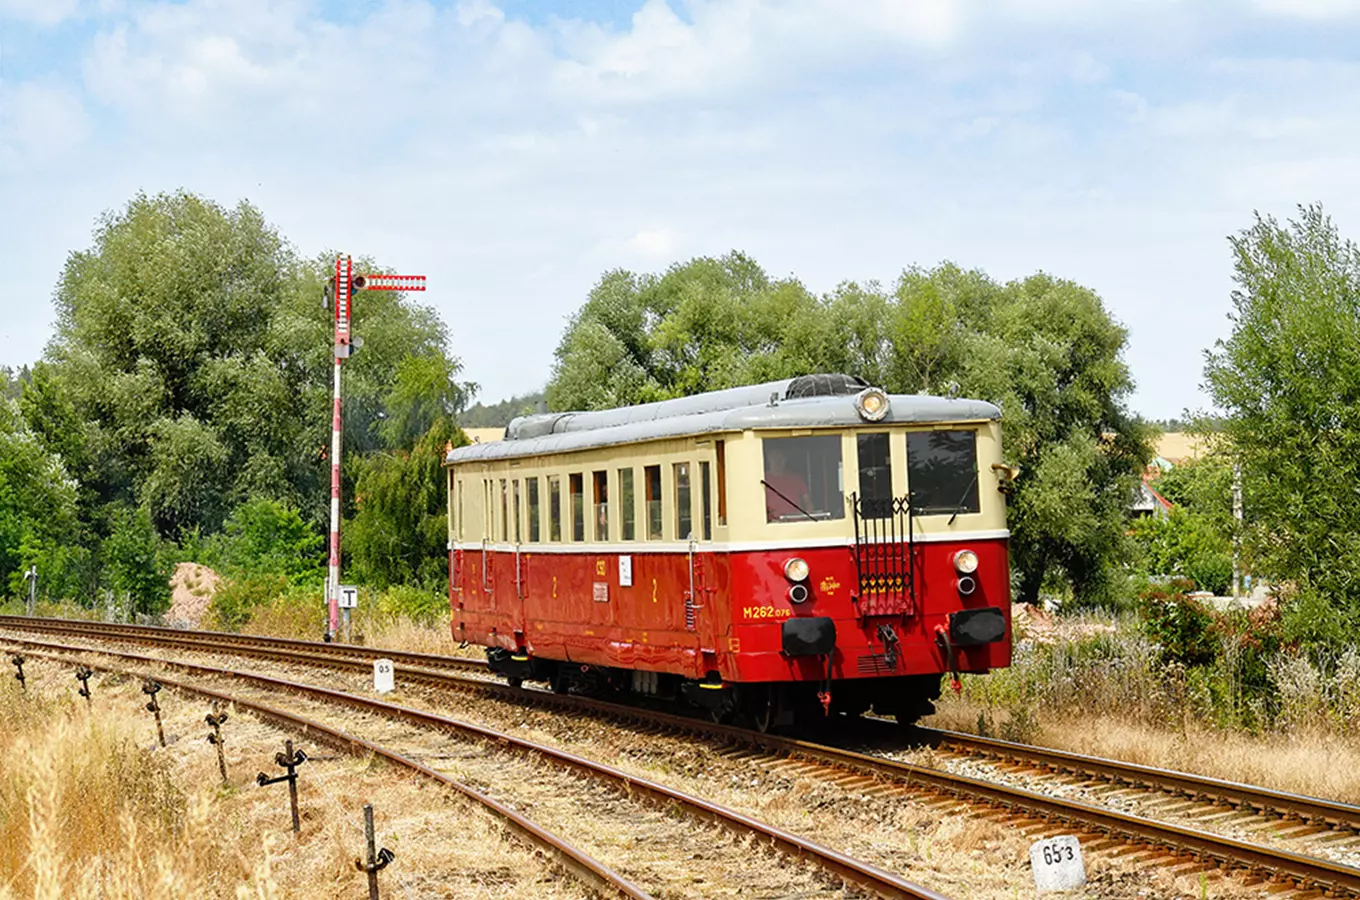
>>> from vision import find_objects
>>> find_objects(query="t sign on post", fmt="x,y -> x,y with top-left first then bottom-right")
324,255 -> 426,642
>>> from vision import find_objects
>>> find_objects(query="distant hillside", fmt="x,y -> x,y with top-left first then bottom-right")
460,390 -> 546,427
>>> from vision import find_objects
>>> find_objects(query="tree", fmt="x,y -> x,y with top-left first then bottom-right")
105,505 -> 171,617
548,256 -> 1150,606
214,497 -> 324,583
1204,204 -> 1360,642
347,417 -> 468,588
38,191 -> 471,540
0,398 -> 78,598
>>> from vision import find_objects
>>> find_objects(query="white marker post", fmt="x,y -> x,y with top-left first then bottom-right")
1030,835 -> 1086,893
373,659 -> 395,693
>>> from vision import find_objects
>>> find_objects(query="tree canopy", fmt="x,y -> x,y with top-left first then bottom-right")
548,254 -> 1151,605
1204,204 -> 1360,642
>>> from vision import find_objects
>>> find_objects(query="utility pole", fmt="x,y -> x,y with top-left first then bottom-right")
324,256 -> 427,641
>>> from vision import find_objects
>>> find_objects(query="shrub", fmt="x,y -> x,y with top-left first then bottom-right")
204,574 -> 290,632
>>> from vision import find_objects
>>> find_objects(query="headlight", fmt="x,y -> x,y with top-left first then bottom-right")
953,549 -> 979,574
854,387 -> 890,422
783,557 -> 810,582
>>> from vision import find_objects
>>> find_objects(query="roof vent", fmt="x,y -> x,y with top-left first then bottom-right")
784,374 -> 869,400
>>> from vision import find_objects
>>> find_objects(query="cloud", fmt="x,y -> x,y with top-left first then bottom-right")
1254,0 -> 1360,18
0,82 -> 91,169
0,0 -> 80,26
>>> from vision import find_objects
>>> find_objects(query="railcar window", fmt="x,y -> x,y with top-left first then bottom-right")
512,480 -> 522,544
548,476 -> 562,541
674,462 -> 692,540
715,440 -> 727,526
570,473 -> 585,542
500,479 -> 509,542
644,465 -> 662,540
484,480 -> 493,538
457,481 -> 464,540
592,470 -> 609,541
619,468 -> 636,540
699,461 -> 712,540
762,435 -> 844,523
906,430 -> 979,516
527,477 -> 541,543
857,433 -> 893,518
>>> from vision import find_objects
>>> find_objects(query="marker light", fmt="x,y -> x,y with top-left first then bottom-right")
784,557 -> 810,582
953,549 -> 979,575
789,583 -> 810,603
854,387 -> 891,422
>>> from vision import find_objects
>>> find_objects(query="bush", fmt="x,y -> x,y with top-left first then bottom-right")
204,574 -> 290,632
1138,580 -> 1218,667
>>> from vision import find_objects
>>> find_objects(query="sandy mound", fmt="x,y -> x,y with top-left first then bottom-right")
167,562 -> 221,628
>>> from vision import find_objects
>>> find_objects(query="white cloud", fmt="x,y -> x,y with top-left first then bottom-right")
1254,0 -> 1360,18
0,82 -> 91,168
0,0 -> 79,26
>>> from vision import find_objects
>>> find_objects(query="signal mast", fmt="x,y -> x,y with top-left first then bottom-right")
325,255 -> 427,641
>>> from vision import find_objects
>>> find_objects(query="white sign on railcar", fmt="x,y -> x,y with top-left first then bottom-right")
338,585 -> 359,609
1030,835 -> 1085,892
373,659 -> 395,693
618,555 -> 633,587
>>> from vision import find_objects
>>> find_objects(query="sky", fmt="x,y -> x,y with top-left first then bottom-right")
3,0 -> 1360,420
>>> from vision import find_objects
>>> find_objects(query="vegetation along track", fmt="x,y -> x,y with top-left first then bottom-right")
5,616 -> 1360,897
0,630 -> 950,900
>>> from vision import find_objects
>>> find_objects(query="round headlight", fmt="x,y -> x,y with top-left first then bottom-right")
953,549 -> 979,575
854,387 -> 890,422
783,557 -> 810,582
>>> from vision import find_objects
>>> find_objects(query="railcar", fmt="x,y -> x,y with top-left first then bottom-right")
445,374 -> 1013,729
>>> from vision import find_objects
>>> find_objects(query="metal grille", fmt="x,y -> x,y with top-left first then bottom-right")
851,493 -> 916,617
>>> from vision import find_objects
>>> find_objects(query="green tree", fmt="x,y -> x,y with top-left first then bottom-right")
0,398 -> 78,598
548,256 -> 1150,606
347,418 -> 467,588
215,497 -> 324,583
1204,204 -> 1360,642
39,191 -> 470,540
105,505 -> 171,616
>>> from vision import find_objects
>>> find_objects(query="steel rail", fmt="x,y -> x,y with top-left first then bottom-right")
10,615 -> 1360,834
918,726 -> 1360,831
6,618 -> 1360,894
0,614 -> 486,672
0,634 -> 952,900
5,644 -> 650,900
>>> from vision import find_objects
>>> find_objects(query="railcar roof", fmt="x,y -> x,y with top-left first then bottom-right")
446,389 -> 1000,465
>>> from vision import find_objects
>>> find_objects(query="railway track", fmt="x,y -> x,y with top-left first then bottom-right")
4,615 -> 1360,896
2,633 -> 949,900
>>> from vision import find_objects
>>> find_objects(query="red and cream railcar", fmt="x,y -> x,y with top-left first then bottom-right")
445,374 -> 1012,727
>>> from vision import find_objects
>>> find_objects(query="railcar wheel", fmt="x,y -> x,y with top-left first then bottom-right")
739,685 -> 777,734
506,677 -> 523,689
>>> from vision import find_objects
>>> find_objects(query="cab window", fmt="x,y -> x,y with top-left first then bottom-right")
762,435 -> 844,523
907,430 -> 979,516
857,433 -> 893,518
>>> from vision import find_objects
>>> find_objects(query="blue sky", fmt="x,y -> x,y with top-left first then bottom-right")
4,0 -> 1360,419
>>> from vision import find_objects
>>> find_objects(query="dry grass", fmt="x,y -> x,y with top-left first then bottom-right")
0,660 -> 590,900
929,701 -> 1360,804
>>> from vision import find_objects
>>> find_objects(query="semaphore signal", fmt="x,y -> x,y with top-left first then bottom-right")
323,254 -> 427,642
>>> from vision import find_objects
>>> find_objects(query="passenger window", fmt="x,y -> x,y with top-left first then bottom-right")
857,433 -> 893,518
527,478 -> 540,543
512,480 -> 522,543
570,473 -> 585,541
645,465 -> 663,540
457,480 -> 464,540
907,430 -> 979,516
592,471 -> 609,541
500,479 -> 509,542
716,440 -> 728,526
762,435 -> 844,523
548,476 -> 562,541
619,468 -> 636,540
699,461 -> 712,540
674,462 -> 692,540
